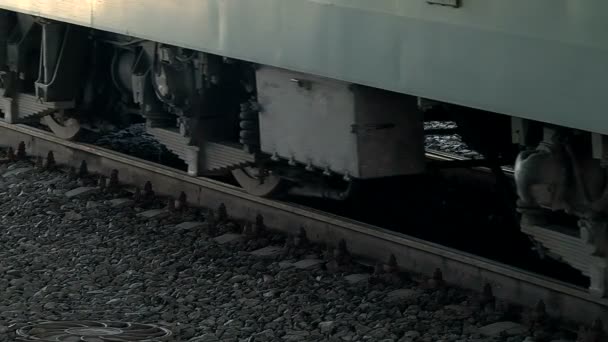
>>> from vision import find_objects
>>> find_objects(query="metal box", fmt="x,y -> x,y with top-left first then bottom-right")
256,66 -> 424,179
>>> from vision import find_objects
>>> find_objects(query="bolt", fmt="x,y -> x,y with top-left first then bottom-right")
79,160 -> 88,178
108,169 -> 119,189
271,153 -> 280,162
305,161 -> 314,172
16,141 -> 26,160
323,167 -> 331,176
288,157 -> 296,166
45,151 -> 56,169
218,203 -> 228,222
7,147 -> 15,161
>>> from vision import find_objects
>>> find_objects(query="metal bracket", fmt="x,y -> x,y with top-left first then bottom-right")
427,0 -> 461,8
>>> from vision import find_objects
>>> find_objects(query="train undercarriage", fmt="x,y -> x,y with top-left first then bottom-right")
0,11 -> 607,298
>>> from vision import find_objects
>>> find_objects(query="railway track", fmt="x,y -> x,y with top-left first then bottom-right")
0,121 -> 605,330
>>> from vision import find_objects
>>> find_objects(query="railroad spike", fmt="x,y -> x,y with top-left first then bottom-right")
143,181 -> 154,198
534,300 -> 547,321
255,213 -> 265,231
384,254 -> 398,273
79,160 -> 88,178
334,239 -> 352,265
16,141 -> 26,160
45,151 -> 56,170
175,191 -> 187,211
481,283 -> 495,308
218,203 -> 228,222
108,169 -> 119,189
294,227 -> 308,247
428,268 -> 445,289
7,147 -> 15,162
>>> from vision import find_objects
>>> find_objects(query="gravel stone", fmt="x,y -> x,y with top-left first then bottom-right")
478,321 -> 528,337
2,167 -> 33,178
108,198 -> 134,208
213,233 -> 242,244
292,259 -> 323,269
344,273 -> 370,284
64,186 -> 97,198
175,221 -> 205,231
0,156 -> 571,341
250,246 -> 282,258
137,208 -> 169,219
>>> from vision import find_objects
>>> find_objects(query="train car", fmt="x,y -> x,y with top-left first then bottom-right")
0,1 -> 607,297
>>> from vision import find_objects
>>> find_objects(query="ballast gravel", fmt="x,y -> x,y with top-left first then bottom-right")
0,158 -> 579,342
424,121 -> 482,159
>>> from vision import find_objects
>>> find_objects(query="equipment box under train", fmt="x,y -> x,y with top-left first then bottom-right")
256,66 -> 425,179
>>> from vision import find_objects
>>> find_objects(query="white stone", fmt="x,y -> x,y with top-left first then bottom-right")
478,321 -> 527,337
108,198 -> 134,208
2,167 -> 33,178
318,321 -> 335,334
250,246 -> 282,258
137,209 -> 168,219
344,273 -> 370,284
65,187 -> 97,198
175,221 -> 205,231
292,259 -> 323,269
213,233 -> 242,244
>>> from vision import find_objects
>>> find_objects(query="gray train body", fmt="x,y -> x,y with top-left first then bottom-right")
1,1 -> 608,297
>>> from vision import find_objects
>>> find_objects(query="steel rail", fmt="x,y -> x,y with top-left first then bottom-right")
0,121 -> 604,327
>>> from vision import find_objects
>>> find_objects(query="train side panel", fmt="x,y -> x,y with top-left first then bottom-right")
1,0 -> 607,134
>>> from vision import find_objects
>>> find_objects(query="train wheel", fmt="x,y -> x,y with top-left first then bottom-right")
231,167 -> 286,197
41,112 -> 81,140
